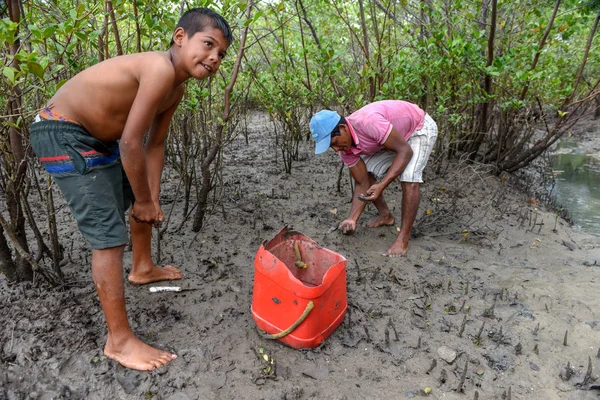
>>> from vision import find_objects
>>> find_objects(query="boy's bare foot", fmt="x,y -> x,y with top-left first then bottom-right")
104,336 -> 177,371
382,236 -> 409,257
367,214 -> 395,228
128,265 -> 183,285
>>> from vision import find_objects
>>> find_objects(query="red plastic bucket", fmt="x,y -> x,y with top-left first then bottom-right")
251,227 -> 347,349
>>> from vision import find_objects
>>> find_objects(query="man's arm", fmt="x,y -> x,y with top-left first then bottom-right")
145,85 -> 185,214
338,160 -> 370,233
364,127 -> 413,200
120,60 -> 175,223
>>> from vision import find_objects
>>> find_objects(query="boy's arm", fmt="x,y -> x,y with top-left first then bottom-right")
146,85 -> 185,210
120,61 -> 176,223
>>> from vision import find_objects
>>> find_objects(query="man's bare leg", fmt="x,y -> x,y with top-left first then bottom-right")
384,182 -> 420,257
94,246 -> 177,370
128,215 -> 183,284
366,175 -> 395,228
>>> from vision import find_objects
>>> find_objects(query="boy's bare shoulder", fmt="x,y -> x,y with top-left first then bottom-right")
126,52 -> 175,77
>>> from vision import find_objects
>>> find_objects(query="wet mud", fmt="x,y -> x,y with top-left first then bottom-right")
1,112 -> 599,399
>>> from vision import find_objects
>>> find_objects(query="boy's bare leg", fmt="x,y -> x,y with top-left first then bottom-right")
128,215 -> 183,284
366,174 -> 395,228
94,246 -> 177,370
383,182 -> 420,257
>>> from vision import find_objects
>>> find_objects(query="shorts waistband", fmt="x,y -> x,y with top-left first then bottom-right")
39,107 -> 80,125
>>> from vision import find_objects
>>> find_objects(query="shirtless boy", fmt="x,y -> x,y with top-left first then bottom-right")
309,101 -> 437,257
29,8 -> 232,370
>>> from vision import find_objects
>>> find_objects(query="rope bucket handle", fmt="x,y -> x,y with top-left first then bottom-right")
262,300 -> 314,340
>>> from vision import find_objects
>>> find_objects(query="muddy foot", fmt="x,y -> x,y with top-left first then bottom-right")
105,336 -> 177,371
367,214 -> 395,228
128,265 -> 183,285
382,240 -> 408,257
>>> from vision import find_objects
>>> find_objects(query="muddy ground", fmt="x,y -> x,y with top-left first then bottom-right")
1,112 -> 599,400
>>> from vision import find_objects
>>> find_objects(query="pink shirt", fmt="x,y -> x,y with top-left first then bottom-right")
340,100 -> 425,167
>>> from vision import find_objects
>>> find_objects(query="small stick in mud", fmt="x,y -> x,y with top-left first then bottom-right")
426,359 -> 437,374
545,303 -> 550,312
413,282 -> 418,295
476,322 -> 485,343
473,391 -> 479,400
457,356 -> 469,392
464,281 -> 469,295
384,326 -> 390,347
563,330 -> 568,346
581,356 -> 593,386
294,241 -> 307,269
597,348 -> 600,359
388,318 -> 399,341
391,273 -> 403,286
458,315 -> 467,338
354,260 -> 363,283
533,344 -> 539,355
507,386 -> 512,400
498,325 -> 504,344
564,361 -> 574,381
515,342 -> 522,355
533,322 -> 540,336
364,326 -> 371,342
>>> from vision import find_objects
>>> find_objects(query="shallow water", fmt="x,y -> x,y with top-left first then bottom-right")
550,139 -> 600,236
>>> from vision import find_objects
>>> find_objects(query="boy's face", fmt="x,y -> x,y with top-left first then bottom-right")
176,26 -> 229,80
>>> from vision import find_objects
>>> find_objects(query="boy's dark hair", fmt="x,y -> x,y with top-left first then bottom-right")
330,116 -> 346,138
170,8 -> 233,47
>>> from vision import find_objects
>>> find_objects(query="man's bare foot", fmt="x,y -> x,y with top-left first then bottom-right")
128,265 -> 183,285
367,214 -> 395,228
382,237 -> 408,257
105,336 -> 177,371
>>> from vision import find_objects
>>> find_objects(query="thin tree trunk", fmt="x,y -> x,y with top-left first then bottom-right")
106,1 -> 123,56
193,3 -> 253,232
133,0 -> 142,53
519,0 -> 561,101
468,0 -> 497,160
358,0 -> 375,101
5,0 -> 32,282
561,9 -> 600,110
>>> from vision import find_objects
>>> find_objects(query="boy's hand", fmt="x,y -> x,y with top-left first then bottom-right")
131,201 -> 160,224
338,219 -> 356,235
154,202 -> 166,227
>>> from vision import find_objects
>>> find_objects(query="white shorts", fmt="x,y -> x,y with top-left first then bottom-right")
361,113 -> 438,183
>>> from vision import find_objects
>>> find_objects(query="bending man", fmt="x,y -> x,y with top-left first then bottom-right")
310,100 -> 437,256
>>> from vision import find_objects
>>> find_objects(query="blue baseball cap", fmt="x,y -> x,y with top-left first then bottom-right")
310,110 -> 341,154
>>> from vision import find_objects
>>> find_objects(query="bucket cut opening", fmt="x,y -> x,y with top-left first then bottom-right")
269,239 -> 340,287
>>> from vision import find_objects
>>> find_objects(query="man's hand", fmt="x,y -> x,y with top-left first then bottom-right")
131,200 -> 160,224
338,219 -> 356,235
363,183 -> 385,201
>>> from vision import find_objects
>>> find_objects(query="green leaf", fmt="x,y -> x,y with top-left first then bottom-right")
27,61 -> 45,79
2,66 -> 17,84
43,25 -> 58,38
55,79 -> 67,92
29,25 -> 42,40
2,121 -> 21,129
